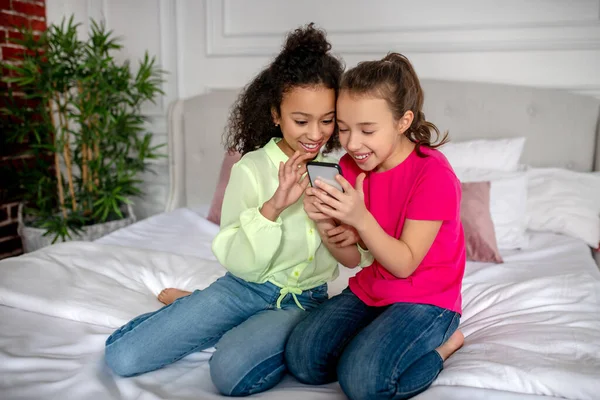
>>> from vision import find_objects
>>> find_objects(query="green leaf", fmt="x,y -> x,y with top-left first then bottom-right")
6,12 -> 165,235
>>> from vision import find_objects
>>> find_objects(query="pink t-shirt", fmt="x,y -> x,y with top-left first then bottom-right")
340,146 -> 466,314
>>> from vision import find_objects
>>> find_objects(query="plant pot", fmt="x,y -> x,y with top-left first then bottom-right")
17,203 -> 137,253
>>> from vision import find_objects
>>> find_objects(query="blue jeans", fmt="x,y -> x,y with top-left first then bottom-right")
105,273 -> 328,396
285,288 -> 460,400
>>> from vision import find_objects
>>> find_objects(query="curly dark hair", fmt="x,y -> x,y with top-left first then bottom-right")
224,23 -> 345,156
340,52 -> 449,157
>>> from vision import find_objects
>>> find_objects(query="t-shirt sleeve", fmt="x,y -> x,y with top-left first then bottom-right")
406,165 -> 460,221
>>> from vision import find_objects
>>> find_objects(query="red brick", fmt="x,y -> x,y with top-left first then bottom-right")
29,18 -> 45,31
0,236 -> 23,258
0,12 -> 29,28
1,44 -> 39,60
0,221 -> 17,237
9,202 -> 18,219
0,141 -> 31,158
0,191 -> 25,205
15,0 -> 44,6
18,97 -> 41,109
7,29 -> 41,42
0,205 -> 8,223
0,95 -> 41,110
2,45 -> 25,60
0,168 -> 26,202
0,153 -> 35,163
1,63 -> 13,73
7,30 -> 24,41
0,248 -> 24,260
12,1 -> 45,18
0,0 -> 11,11
0,64 -> 22,80
0,30 -> 6,43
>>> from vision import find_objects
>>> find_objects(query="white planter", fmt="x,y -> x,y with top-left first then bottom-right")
17,203 -> 137,253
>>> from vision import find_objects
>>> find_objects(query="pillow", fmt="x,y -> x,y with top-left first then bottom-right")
207,151 -> 241,225
456,168 -> 529,250
460,181 -> 503,263
526,167 -> 600,248
440,137 -> 526,172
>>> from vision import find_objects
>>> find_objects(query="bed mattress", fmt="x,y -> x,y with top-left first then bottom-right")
0,208 -> 598,400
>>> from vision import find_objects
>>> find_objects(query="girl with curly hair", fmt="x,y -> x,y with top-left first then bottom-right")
104,23 -> 368,397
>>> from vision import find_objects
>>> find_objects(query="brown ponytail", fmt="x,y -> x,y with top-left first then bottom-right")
340,52 -> 448,156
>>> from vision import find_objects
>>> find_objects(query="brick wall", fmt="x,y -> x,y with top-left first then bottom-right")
0,0 -> 46,260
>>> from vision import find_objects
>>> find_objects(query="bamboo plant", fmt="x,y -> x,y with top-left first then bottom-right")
1,15 -> 165,243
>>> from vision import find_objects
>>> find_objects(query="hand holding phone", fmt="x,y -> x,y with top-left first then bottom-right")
306,161 -> 344,193
307,163 -> 369,229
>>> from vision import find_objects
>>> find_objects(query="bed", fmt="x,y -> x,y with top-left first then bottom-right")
1,79 -> 599,400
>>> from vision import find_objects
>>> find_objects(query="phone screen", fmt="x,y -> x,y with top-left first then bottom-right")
306,162 -> 344,192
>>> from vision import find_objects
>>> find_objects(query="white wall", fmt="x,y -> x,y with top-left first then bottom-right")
46,0 -> 600,218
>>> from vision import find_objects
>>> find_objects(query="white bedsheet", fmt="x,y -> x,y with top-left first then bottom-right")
0,208 -> 599,400
97,205 -> 218,259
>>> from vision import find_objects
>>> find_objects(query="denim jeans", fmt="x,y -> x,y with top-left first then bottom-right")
104,272 -> 328,396
285,288 -> 460,400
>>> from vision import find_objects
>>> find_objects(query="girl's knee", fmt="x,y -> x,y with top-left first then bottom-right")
338,358 -> 376,400
338,358 -> 433,400
105,343 -> 144,377
209,350 -> 236,394
338,364 -> 404,400
285,324 -> 335,385
210,349 -> 285,396
338,343 -> 397,400
284,327 -> 307,377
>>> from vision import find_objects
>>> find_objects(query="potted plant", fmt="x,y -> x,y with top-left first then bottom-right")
1,15 -> 166,252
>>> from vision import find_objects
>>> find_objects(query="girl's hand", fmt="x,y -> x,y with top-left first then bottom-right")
303,187 -> 333,223
270,151 -> 314,210
326,224 -> 360,247
313,173 -> 369,229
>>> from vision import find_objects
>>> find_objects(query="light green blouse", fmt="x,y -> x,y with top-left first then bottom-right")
211,138 -> 372,309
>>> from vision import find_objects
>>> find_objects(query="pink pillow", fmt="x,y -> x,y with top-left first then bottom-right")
460,181 -> 503,263
207,151 -> 241,225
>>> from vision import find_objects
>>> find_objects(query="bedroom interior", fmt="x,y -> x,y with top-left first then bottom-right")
1,1 -> 599,399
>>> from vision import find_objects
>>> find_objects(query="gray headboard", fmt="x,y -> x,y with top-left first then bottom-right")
166,79 -> 600,211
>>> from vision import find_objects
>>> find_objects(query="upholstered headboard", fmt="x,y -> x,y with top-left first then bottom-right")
165,79 -> 600,211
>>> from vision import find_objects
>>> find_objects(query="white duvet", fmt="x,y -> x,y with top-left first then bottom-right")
0,219 -> 599,399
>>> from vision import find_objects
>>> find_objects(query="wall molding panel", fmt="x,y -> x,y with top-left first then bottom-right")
206,0 -> 600,56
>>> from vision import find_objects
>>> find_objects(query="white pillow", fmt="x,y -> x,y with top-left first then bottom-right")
526,167 -> 600,248
456,168 -> 529,250
440,137 -> 526,172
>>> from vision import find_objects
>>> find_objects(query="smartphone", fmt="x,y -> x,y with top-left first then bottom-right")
306,161 -> 344,192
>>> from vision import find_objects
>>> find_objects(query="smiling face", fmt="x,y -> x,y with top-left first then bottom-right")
336,90 -> 414,172
272,85 -> 336,158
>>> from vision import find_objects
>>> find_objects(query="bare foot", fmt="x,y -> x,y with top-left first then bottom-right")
436,330 -> 464,361
157,288 -> 192,305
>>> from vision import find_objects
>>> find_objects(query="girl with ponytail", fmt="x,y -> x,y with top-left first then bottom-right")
286,53 -> 466,400
104,24 -> 359,397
